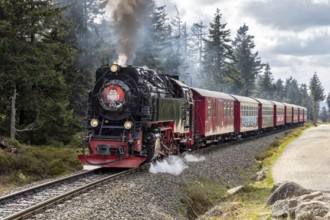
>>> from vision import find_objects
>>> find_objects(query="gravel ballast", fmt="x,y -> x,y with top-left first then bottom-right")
25,131 -> 286,220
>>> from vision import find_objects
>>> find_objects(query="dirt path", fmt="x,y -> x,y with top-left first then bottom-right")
272,124 -> 330,193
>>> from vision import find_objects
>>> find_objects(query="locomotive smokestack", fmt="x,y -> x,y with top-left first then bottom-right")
107,0 -> 148,66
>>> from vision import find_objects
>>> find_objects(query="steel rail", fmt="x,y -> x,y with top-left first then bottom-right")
0,170 -> 95,202
3,164 -> 149,220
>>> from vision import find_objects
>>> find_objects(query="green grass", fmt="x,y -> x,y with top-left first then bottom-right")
187,125 -> 312,220
0,137 -> 82,192
181,177 -> 229,219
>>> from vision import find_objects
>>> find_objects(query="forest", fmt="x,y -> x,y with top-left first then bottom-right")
0,0 -> 329,146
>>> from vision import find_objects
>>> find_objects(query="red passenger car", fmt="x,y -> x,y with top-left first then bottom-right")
272,101 -> 285,127
254,98 -> 274,130
293,105 -> 299,124
191,88 -> 235,145
283,103 -> 294,124
303,107 -> 308,123
230,95 -> 259,133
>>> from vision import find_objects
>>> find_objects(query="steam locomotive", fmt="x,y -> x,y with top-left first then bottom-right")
78,64 -> 194,168
78,64 -> 307,169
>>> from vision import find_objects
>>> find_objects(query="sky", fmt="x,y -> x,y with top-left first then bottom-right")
155,0 -> 330,95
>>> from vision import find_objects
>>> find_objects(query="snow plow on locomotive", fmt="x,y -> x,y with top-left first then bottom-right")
78,64 -> 194,169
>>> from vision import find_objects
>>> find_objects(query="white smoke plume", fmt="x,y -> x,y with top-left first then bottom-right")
107,0 -> 149,66
149,155 -> 188,176
184,153 -> 206,162
149,154 -> 206,175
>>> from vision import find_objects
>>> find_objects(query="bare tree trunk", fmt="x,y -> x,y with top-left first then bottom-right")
10,88 -> 17,139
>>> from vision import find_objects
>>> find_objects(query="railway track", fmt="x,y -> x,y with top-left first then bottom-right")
0,126 -> 297,220
0,166 -> 148,220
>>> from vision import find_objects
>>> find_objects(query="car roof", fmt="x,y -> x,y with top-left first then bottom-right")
230,94 -> 259,104
271,100 -> 285,107
282,103 -> 296,108
253,98 -> 274,105
191,87 -> 235,100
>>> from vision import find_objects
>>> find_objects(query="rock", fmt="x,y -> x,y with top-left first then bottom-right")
272,199 -> 289,219
269,182 -> 330,220
0,137 -> 18,154
295,201 -> 329,219
267,182 -> 311,206
272,199 -> 298,219
299,191 -> 324,202
251,168 -> 268,181
227,185 -> 244,195
203,205 -> 223,217
272,182 -> 282,192
323,212 -> 330,219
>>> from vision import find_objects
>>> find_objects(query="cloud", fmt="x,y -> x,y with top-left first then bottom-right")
244,0 -> 330,31
267,31 -> 330,56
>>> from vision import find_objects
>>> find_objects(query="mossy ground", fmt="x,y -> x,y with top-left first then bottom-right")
181,125 -> 311,220
0,137 -> 82,192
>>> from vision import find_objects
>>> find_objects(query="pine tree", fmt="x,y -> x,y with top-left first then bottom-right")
320,106 -> 328,123
299,83 -> 313,120
274,79 -> 285,101
229,24 -> 262,96
57,0 -> 110,117
326,93 -> 330,122
284,77 -> 300,104
309,72 -> 325,124
202,9 -> 232,92
190,21 -> 206,67
0,0 -> 78,144
162,6 -> 185,76
256,63 -> 274,99
134,2 -> 169,70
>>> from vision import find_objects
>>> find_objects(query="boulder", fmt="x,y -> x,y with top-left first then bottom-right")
227,185 -> 244,195
269,182 -> 330,219
252,168 -> 268,182
267,182 -> 311,206
272,199 -> 298,219
295,201 -> 329,219
203,205 -> 223,217
0,137 -> 18,154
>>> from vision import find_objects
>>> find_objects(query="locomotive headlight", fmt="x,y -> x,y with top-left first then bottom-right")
110,64 -> 120,73
124,121 -> 133,130
90,118 -> 99,127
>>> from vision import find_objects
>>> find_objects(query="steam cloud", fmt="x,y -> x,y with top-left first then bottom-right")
107,0 -> 149,66
149,154 -> 206,175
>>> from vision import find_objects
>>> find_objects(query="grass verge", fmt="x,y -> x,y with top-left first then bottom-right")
0,137 -> 82,192
212,125 -> 311,220
181,125 -> 311,220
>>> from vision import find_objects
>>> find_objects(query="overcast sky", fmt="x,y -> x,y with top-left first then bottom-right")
156,0 -> 330,94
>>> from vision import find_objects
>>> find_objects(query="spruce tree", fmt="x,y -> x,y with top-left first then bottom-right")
0,0 -> 78,144
299,83 -> 313,120
57,0 -> 110,117
134,2 -> 169,70
256,63 -> 274,99
274,79 -> 285,101
202,9 -> 232,92
284,77 -> 300,104
230,24 -> 262,96
190,21 -> 206,67
326,93 -> 330,122
309,72 -> 325,124
320,106 -> 328,123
